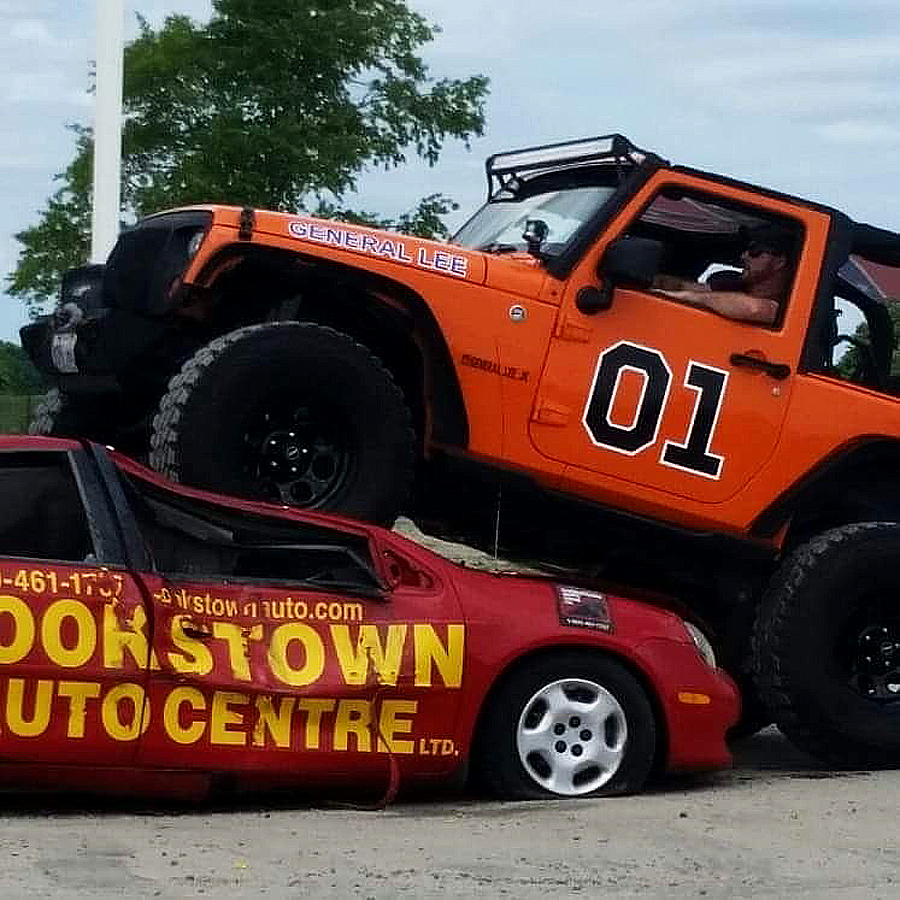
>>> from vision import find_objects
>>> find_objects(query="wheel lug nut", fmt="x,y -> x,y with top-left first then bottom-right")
572,745 -> 583,757
580,730 -> 592,741
553,724 -> 565,736
569,716 -> 581,727
554,741 -> 567,753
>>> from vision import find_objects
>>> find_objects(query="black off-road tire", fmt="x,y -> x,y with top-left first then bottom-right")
753,522 -> 900,767
149,322 -> 415,525
474,651 -> 657,799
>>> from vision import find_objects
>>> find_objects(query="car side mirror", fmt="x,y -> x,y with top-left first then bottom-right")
578,236 -> 665,316
599,236 -> 664,288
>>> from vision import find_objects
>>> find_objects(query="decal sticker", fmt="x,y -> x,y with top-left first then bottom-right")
460,353 -> 529,382
0,589 -> 465,754
661,362 -> 729,479
582,341 -> 729,479
557,587 -> 612,632
288,220 -> 469,278
584,341 -> 672,456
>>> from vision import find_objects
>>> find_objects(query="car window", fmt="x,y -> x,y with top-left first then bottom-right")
119,471 -> 385,594
624,188 -> 804,327
822,254 -> 900,393
0,451 -> 95,562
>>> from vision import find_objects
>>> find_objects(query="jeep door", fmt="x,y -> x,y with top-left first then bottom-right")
530,171 -> 831,510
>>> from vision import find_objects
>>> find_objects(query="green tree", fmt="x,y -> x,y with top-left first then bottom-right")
0,341 -> 45,393
8,0 -> 488,312
7,127 -> 93,312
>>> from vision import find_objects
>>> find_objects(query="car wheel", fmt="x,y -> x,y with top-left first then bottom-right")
149,322 -> 415,524
476,652 -> 657,799
753,522 -> 900,767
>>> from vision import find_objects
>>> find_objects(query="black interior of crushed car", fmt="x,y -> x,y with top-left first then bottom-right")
120,473 -> 385,594
0,454 -> 94,562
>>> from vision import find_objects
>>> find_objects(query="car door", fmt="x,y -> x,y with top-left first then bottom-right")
530,170 -> 832,505
113,466 -> 465,781
0,443 -> 150,766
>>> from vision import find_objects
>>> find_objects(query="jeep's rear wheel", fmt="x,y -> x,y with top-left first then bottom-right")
149,322 -> 415,524
753,523 -> 900,767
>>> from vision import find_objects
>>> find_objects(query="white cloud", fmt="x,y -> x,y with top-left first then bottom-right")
816,120 -> 900,145
11,19 -> 62,47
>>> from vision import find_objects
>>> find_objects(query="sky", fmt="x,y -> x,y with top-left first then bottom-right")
3,0 -> 900,344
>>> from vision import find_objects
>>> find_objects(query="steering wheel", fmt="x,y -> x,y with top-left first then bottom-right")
832,334 -> 878,386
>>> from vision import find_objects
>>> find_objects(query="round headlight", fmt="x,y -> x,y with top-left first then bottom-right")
683,621 -> 717,669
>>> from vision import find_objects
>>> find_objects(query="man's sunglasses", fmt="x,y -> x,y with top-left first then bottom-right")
745,243 -> 781,258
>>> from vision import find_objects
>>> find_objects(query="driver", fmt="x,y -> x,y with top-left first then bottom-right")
652,224 -> 795,326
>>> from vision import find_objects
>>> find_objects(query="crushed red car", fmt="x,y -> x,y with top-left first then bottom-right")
0,436 -> 738,800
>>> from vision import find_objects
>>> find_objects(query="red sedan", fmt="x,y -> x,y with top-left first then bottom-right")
0,436 -> 738,800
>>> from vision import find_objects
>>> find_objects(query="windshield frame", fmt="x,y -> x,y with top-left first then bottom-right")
451,158 -> 663,278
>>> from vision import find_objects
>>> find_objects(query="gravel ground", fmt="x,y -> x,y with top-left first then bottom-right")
0,730 -> 897,899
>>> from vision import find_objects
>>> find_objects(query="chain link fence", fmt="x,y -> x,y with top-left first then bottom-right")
0,394 -> 42,433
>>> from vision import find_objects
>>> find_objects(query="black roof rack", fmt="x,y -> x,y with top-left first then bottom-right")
484,133 -> 665,197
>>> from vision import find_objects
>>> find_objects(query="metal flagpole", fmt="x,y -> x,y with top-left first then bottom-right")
90,0 -> 125,264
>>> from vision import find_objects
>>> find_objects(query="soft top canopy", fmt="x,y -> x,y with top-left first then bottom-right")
851,222 -> 900,267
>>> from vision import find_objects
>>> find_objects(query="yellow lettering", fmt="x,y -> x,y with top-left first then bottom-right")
297,698 -> 335,749
268,624 -> 325,687
163,687 -> 206,744
101,683 -> 148,741
167,616 -> 213,675
376,699 -> 418,754
0,595 -> 35,665
333,699 -> 371,752
103,603 -> 158,671
414,624 -> 465,687
212,622 -> 263,682
330,624 -> 407,686
6,678 -> 53,737
252,695 -> 296,748
57,681 -> 101,738
42,599 -> 96,668
210,691 -> 248,746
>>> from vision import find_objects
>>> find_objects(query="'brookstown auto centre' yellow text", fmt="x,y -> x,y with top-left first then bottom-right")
0,593 -> 465,753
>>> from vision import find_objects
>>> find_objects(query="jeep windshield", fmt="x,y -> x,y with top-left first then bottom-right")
452,182 -> 617,256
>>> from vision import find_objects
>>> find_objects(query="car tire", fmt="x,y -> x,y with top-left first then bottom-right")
149,322 -> 415,524
753,522 -> 900,767
475,651 -> 657,799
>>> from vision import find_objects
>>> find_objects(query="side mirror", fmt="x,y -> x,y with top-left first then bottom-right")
599,236 -> 664,288
579,236 -> 665,316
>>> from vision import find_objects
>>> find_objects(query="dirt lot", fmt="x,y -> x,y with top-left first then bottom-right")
0,730 -> 897,899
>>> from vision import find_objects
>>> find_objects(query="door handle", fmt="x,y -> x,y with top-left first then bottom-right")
729,353 -> 791,380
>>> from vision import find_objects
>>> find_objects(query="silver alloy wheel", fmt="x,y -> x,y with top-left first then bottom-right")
516,678 -> 628,796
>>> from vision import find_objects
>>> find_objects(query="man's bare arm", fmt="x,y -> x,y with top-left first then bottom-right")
652,274 -> 709,292
659,289 -> 779,325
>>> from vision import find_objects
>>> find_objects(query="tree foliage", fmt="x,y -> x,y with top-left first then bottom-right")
0,341 -> 45,393
8,0 -> 488,311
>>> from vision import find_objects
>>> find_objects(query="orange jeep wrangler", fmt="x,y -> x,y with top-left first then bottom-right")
21,134 -> 900,766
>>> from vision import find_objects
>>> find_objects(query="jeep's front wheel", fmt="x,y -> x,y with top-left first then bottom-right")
753,523 -> 900,767
149,322 -> 416,524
